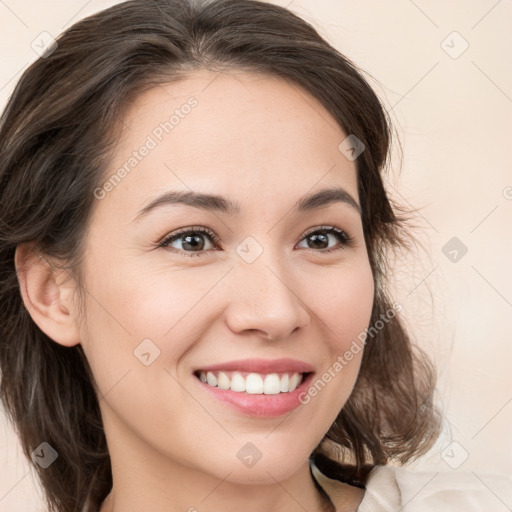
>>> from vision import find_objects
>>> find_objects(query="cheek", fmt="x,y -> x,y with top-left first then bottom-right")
316,258 -> 375,352
74,242 -> 376,480
305,260 -> 374,409
78,243 -> 222,348
79,244 -> 374,380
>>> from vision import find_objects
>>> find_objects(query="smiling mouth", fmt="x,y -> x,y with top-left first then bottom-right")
193,370 -> 311,394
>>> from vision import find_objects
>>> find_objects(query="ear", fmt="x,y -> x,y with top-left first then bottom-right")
14,242 -> 81,347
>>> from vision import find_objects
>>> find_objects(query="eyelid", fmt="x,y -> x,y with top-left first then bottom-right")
156,225 -> 220,249
298,225 -> 355,251
156,224 -> 355,255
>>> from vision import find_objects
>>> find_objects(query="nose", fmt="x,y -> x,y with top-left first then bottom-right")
224,253 -> 310,341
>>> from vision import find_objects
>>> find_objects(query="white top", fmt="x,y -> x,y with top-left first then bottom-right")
311,462 -> 512,511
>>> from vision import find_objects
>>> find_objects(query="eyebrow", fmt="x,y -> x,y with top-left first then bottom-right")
132,186 -> 361,222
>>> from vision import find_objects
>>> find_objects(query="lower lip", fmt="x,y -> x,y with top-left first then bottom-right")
194,372 -> 315,418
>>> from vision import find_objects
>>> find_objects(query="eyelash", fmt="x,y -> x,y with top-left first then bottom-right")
156,225 -> 355,258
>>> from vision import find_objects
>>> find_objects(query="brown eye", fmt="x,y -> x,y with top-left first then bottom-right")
158,227 -> 219,257
157,224 -> 354,258
297,226 -> 354,253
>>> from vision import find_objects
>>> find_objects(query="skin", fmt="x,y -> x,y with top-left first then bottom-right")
15,69 -> 373,512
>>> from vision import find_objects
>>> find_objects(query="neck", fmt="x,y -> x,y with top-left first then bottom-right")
97,408 -> 360,512
99,460 -> 333,512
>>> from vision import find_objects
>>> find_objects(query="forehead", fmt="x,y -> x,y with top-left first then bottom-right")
96,69 -> 359,218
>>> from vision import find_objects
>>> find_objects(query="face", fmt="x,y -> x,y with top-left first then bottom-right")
75,69 -> 374,484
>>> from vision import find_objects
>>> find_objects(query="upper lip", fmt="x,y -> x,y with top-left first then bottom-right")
195,358 -> 315,374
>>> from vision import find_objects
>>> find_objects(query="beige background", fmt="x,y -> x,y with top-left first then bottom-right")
1,0 -> 511,509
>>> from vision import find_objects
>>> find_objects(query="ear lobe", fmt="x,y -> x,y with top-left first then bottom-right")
14,243 -> 81,347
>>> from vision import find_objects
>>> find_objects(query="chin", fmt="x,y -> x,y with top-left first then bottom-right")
211,451 -> 308,485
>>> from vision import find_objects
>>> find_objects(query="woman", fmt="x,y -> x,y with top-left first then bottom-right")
0,1 -> 509,511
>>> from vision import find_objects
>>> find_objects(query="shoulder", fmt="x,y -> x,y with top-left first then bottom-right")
312,462 -> 512,512
359,465 -> 512,511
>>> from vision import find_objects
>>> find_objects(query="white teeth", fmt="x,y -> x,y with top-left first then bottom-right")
198,370 -> 305,394
230,372 -> 246,392
280,373 -> 289,392
263,373 -> 281,394
206,371 -> 217,387
289,373 -> 301,392
245,373 -> 263,394
217,371 -> 230,390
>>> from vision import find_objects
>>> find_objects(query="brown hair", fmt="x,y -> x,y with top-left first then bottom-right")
0,0 -> 441,510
